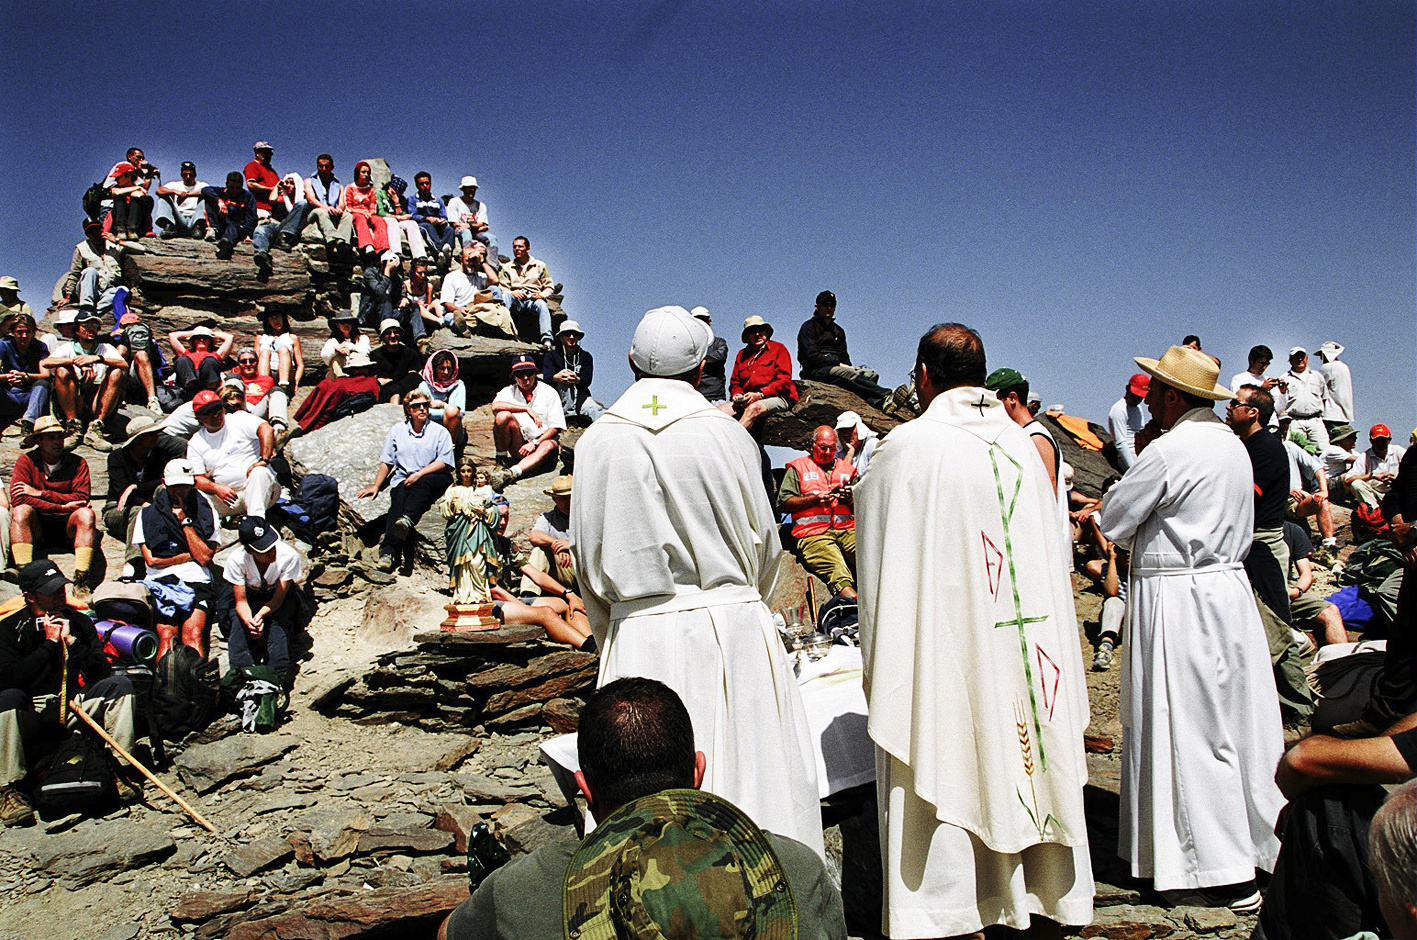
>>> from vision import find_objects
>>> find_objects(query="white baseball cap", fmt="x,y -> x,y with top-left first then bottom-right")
630,306 -> 710,378
163,458 -> 196,487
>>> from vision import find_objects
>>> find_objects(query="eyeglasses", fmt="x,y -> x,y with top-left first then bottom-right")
407,402 -> 430,410
1226,400 -> 1254,411
237,358 -> 257,365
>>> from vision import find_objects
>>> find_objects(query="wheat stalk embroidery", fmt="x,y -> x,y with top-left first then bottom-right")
1015,699 -> 1060,841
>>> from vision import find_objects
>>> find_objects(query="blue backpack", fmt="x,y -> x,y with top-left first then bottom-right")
271,473 -> 340,540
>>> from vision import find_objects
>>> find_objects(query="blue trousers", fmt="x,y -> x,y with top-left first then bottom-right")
510,296 -> 553,344
252,202 -> 310,254
226,587 -> 295,677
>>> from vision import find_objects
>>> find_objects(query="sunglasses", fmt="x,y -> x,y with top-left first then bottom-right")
408,402 -> 430,410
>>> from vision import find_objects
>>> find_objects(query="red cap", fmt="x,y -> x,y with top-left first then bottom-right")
192,390 -> 222,414
1127,373 -> 1150,397
1370,424 -> 1392,440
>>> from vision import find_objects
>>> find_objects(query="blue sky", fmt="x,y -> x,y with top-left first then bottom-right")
2,1 -> 1412,441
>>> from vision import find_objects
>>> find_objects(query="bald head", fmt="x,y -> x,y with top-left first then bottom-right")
810,426 -> 838,467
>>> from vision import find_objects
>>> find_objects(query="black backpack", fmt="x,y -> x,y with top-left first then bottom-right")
36,730 -> 116,817
151,646 -> 220,743
82,183 -> 107,220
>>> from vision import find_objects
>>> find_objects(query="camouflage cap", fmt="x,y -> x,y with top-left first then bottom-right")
563,789 -> 797,940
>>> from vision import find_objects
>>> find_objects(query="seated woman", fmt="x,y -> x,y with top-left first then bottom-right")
319,312 -> 369,378
105,160 -> 154,240
376,176 -> 427,261
289,350 -> 379,435
255,307 -> 304,395
222,516 -> 304,686
344,160 -> 388,261
132,458 -> 219,659
356,389 -> 454,572
370,319 -> 422,404
417,350 -> 465,447
721,315 -> 797,432
405,258 -> 442,336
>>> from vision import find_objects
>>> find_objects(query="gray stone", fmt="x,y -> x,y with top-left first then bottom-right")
1184,907 -> 1240,932
289,806 -> 374,862
286,404 -> 404,524
225,835 -> 295,878
759,379 -> 906,452
31,821 -> 175,886
263,868 -> 323,893
501,814 -> 572,857
253,793 -> 316,815
356,826 -> 455,854
454,772 -> 536,805
332,772 -> 382,791
174,735 -> 300,793
424,332 -> 540,379
101,922 -> 141,940
377,811 -> 432,831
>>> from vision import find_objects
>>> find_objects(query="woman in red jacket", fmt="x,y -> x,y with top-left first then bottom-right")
722,316 -> 798,431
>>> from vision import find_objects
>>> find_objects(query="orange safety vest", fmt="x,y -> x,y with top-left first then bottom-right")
786,454 -> 856,538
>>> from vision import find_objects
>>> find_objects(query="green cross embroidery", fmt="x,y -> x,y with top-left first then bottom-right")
990,445 -> 1051,771
642,396 -> 667,416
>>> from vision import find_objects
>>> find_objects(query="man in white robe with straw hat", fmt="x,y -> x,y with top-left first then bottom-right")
570,305 -> 823,857
855,323 -> 1093,937
1099,344 -> 1285,913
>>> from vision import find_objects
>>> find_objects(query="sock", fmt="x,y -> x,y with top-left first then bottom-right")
1323,537 -> 1337,547
74,547 -> 94,579
508,467 -> 523,481
496,451 -> 510,461
12,543 -> 32,566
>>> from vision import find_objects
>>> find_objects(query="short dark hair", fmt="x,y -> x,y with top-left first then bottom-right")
578,677 -> 696,815
1239,385 -> 1275,424
225,171 -> 244,187
317,153 -> 334,165
1248,345 -> 1272,364
1182,335 -> 1201,346
414,171 -> 431,182
126,147 -> 142,160
916,323 -> 986,391
514,235 -> 529,248
995,379 -> 1029,402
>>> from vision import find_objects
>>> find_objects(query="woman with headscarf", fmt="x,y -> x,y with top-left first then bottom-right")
417,349 -> 466,447
344,160 -> 389,259
376,176 -> 427,261
319,312 -> 368,379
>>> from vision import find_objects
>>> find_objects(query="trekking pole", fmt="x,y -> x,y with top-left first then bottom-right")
66,701 -> 218,834
59,639 -> 68,725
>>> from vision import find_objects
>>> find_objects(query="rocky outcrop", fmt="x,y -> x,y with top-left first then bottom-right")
760,380 -> 904,451
119,239 -> 331,316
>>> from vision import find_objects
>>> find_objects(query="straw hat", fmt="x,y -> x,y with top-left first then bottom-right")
1133,346 -> 1234,401
544,475 -> 573,497
120,414 -> 164,447
740,316 -> 773,343
24,416 -> 65,447
344,350 -> 375,370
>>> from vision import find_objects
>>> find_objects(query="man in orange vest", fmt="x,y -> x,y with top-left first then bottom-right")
777,425 -> 858,598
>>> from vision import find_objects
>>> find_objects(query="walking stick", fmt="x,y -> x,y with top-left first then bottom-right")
67,700 -> 218,834
59,638 -> 68,725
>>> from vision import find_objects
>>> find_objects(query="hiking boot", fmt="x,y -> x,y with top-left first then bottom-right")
114,771 -> 143,805
201,224 -> 216,241
1163,881 -> 1261,915
83,423 -> 116,452
376,551 -> 398,573
0,785 -> 34,827
1092,638 -> 1115,672
1330,716 -> 1383,739
273,425 -> 299,451
62,418 -> 83,451
215,239 -> 234,260
391,516 -> 413,542
254,250 -> 273,274
17,418 -> 33,437
278,230 -> 298,250
146,396 -> 162,414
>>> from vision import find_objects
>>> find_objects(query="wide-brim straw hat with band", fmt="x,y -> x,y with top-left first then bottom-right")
1134,346 -> 1234,401
24,416 -> 66,447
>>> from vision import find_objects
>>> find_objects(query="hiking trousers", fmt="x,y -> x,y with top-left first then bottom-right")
0,677 -> 136,785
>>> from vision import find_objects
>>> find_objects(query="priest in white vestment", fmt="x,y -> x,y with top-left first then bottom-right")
569,306 -> 823,856
855,324 -> 1094,938
1099,345 -> 1284,912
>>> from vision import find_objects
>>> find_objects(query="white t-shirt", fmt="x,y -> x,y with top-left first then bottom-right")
493,380 -> 566,440
131,512 -> 216,584
163,179 -> 208,214
55,339 -> 121,382
223,541 -> 304,591
532,508 -> 570,542
439,270 -> 489,308
187,410 -> 266,488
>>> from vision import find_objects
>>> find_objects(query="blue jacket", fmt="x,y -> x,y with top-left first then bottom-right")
410,191 -> 447,224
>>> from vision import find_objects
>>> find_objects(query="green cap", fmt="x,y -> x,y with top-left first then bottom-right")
563,789 -> 797,940
983,367 -> 1027,393
1329,423 -> 1357,442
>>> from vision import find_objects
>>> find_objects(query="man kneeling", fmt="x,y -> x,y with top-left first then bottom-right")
438,677 -> 845,940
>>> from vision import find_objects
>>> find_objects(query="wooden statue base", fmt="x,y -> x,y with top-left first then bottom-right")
439,603 -> 500,632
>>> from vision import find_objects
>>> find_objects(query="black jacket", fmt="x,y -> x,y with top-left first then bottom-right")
0,605 -> 109,697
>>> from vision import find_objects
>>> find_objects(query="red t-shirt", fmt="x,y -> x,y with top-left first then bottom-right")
243,374 -> 276,405
244,159 -> 279,213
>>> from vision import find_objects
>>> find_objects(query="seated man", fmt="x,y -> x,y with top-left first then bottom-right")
370,319 -> 422,404
167,325 -> 234,399
55,218 -> 124,319
102,415 -> 166,541
0,560 -> 141,827
543,321 -> 604,426
1371,781 -> 1417,939
200,172 -> 259,260
186,389 -> 279,522
723,316 -> 798,432
44,311 -> 128,451
301,153 -> 354,256
359,252 -> 408,334
0,276 -> 34,330
104,159 -> 155,240
357,390 -> 454,572
231,348 -> 288,433
439,244 -> 515,338
10,419 -> 99,589
446,175 -> 496,255
1323,424 -> 1362,500
438,677 -> 845,940
691,306 -> 729,404
491,355 -> 565,485
132,458 -> 218,659
409,171 -> 457,265
0,312 -> 50,435
795,290 -> 889,408
154,161 -> 209,239
223,516 -> 303,687
1347,424 -> 1406,510
113,311 -> 165,414
497,236 -> 554,348
777,426 -> 858,599
519,475 -> 577,596
483,497 -> 594,651
1284,519 -> 1346,649
1254,712 -> 1417,939
1284,430 -> 1338,560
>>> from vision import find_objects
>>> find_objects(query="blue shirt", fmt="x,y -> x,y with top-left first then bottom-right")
378,418 -> 454,486
308,173 -> 342,208
410,191 -> 447,223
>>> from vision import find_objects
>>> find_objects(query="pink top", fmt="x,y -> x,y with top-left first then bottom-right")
344,183 -> 377,217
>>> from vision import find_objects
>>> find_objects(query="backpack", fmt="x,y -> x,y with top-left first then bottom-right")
36,730 -> 116,818
221,665 -> 288,733
328,391 -> 376,424
82,182 -> 107,220
151,646 -> 220,743
272,473 -> 340,541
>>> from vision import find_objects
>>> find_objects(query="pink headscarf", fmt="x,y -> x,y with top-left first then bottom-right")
422,349 -> 460,394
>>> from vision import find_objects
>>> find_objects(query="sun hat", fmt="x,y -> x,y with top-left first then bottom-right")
344,350 -> 375,370
459,175 -> 478,189
740,315 -> 773,343
220,375 -> 246,393
378,318 -> 403,336
835,410 -> 877,440
120,414 -> 163,447
189,325 -> 214,340
1329,423 -> 1357,442
380,249 -> 400,265
54,309 -> 78,325
690,306 -> 711,321
1133,346 -> 1234,401
1371,424 -> 1392,440
544,475 -> 573,497
238,516 -> 280,552
1127,373 -> 1150,397
192,390 -> 223,415
562,789 -> 797,940
0,276 -> 19,291
162,457 -> 196,487
74,311 -> 102,325
984,367 -> 1027,393
252,140 -> 273,152
557,320 -> 584,338
24,415 -> 65,447
631,307 -> 711,377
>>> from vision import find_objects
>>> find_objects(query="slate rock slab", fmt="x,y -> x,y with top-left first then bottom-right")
175,735 -> 300,793
226,834 -> 296,877
31,820 -> 175,886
